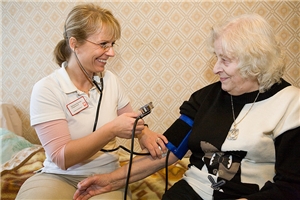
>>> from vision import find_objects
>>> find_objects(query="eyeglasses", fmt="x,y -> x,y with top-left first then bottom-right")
84,39 -> 117,51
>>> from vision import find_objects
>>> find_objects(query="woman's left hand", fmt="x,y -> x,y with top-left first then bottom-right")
137,126 -> 168,159
73,174 -> 111,200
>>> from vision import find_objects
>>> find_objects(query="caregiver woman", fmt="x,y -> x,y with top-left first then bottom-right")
16,3 -> 167,200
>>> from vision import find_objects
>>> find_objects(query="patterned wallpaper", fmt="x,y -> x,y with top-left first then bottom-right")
1,1 -> 299,144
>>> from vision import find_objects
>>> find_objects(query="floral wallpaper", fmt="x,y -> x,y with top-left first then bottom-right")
1,0 -> 299,144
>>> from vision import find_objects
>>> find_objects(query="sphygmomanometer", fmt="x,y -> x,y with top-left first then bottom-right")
89,72 -> 194,199
121,107 -> 194,200
93,84 -> 194,200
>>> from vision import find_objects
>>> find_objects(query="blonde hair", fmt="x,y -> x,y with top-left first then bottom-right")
54,3 -> 121,66
207,13 -> 285,92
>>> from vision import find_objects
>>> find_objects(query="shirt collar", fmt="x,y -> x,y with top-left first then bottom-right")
57,62 -> 104,94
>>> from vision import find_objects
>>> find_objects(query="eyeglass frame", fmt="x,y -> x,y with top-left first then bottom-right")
84,39 -> 117,51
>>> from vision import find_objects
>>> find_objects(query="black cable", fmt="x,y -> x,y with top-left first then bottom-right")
165,150 -> 171,193
124,116 -> 142,200
101,145 -> 150,155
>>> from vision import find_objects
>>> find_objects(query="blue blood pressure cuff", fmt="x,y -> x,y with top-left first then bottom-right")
164,115 -> 194,159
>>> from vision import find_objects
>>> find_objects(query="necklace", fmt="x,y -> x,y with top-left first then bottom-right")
227,92 -> 260,140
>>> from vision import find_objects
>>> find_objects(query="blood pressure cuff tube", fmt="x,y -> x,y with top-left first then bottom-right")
164,115 -> 194,159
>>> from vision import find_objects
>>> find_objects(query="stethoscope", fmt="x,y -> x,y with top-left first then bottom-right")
92,77 -> 103,132
73,49 -> 150,154
73,49 -> 103,132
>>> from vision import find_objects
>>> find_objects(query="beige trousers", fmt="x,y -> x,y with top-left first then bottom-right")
16,172 -> 131,200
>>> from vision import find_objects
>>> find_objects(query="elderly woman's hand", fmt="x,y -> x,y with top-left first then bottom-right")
137,126 -> 168,159
73,174 -> 112,200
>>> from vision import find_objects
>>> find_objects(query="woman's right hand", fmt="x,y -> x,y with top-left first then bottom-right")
110,112 -> 145,139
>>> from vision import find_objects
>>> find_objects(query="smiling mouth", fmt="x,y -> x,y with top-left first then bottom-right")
220,77 -> 228,82
97,59 -> 107,63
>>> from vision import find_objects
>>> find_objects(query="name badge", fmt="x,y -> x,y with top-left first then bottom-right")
66,96 -> 89,116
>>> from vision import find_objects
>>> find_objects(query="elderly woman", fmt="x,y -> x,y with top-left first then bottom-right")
74,13 -> 300,200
